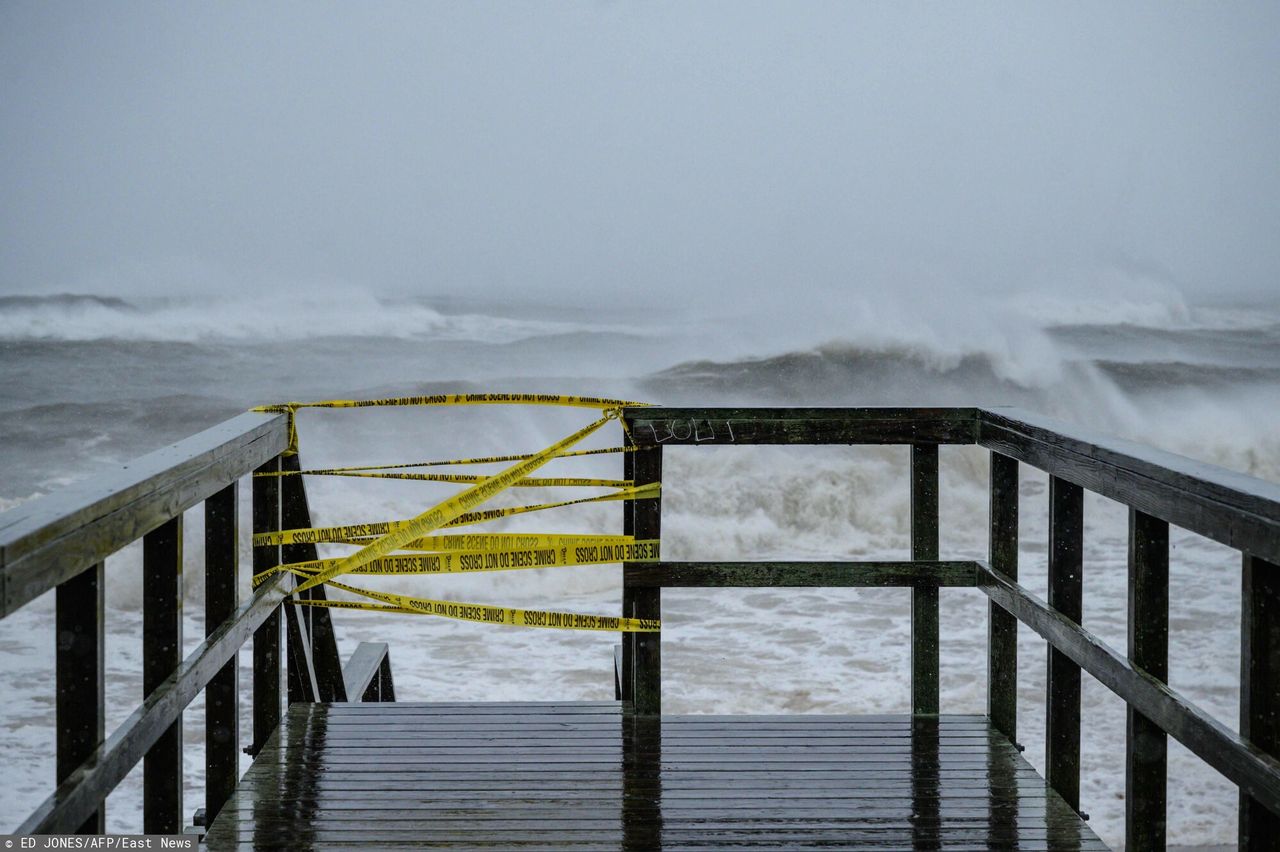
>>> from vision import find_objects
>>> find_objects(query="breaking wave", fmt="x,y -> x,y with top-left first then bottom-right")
0,291 -> 621,344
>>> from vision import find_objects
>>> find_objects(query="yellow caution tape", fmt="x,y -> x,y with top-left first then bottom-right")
258,471 -> 631,487
293,578 -> 660,632
253,393 -> 646,455
249,391 -> 661,632
254,393 -> 647,412
292,411 -> 616,593
380,532 -> 641,553
262,538 -> 659,584
440,483 -> 658,530
253,483 -> 660,546
256,444 -> 637,475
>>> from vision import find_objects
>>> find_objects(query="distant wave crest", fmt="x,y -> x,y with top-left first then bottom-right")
0,291 -> 614,344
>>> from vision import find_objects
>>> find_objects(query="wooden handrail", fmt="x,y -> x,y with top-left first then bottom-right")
5,404 -> 1277,846
978,407 -> 1280,563
0,410 -> 290,616
975,559 -> 1280,816
342,642 -> 396,702
622,406 -> 978,445
1,410 -> 376,835
17,574 -> 289,834
618,405 -> 1280,849
622,560 -> 977,587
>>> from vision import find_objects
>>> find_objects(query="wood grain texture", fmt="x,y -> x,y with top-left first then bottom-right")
911,444 -> 940,716
977,559 -> 1280,818
251,458 -> 281,758
627,446 -> 662,715
623,407 -> 978,446
142,516 -> 183,834
204,483 -> 239,826
204,703 -> 1105,850
1126,509 -> 1168,851
624,561 -> 976,588
978,407 -> 1280,564
55,562 -> 104,834
18,573 -> 289,835
988,452 -> 1019,743
1240,554 -> 1280,851
1046,477 -> 1083,812
0,411 -> 287,615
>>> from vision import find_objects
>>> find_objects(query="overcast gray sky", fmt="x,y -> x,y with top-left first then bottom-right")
2,2 -> 1277,306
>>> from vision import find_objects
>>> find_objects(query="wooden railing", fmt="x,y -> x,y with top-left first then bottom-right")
618,406 -> 1280,852
5,405 -> 1278,848
0,411 -> 393,836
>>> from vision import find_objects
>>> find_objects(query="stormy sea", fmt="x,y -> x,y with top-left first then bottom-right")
2,284 -> 1279,847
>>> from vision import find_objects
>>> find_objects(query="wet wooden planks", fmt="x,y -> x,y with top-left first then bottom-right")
204,702 -> 1107,850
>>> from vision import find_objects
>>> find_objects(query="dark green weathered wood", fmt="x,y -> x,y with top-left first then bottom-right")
204,483 -> 239,826
286,602 -> 321,703
988,453 -> 1019,744
978,407 -> 1280,566
623,407 -> 978,446
1046,476 -> 1082,812
0,411 -> 289,617
624,561 -> 976,588
614,644 -> 623,701
280,453 -> 346,702
623,714 -> 662,851
251,457 -> 281,757
977,560 -> 1280,819
911,714 -> 942,849
1241,554 -> 1280,851
56,562 -> 105,834
627,445 -> 662,715
18,573 -> 288,835
911,444 -> 940,716
1126,509 -> 1168,851
142,515 -> 183,834
204,705 -> 1105,850
620,444 -> 635,704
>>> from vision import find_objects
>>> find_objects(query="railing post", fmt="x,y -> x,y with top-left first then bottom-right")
280,453 -> 346,701
620,445 -> 636,703
56,562 -> 105,834
143,515 -> 183,834
911,444 -> 940,715
250,457 -> 281,756
1240,553 -> 1280,850
204,483 -> 239,826
1046,476 -> 1083,812
625,443 -> 662,714
285,600 -> 321,703
1126,509 -> 1168,850
988,453 -> 1019,743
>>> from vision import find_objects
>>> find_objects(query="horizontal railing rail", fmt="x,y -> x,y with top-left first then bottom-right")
0,411 -> 290,616
974,559 -> 1280,816
626,556 -> 1280,820
623,560 -> 977,587
342,642 -> 396,703
978,407 -> 1280,565
624,406 -> 978,446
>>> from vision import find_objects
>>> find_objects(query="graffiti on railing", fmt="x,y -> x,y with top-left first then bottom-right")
644,419 -> 736,444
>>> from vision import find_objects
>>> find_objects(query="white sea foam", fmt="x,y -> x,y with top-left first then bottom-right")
0,291 -> 621,344
2,282 -> 1278,843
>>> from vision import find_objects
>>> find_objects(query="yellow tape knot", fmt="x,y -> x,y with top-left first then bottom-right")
252,403 -> 300,455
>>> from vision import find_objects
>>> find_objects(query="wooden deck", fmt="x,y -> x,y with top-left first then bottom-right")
203,701 -> 1107,850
